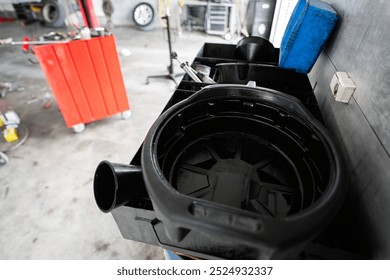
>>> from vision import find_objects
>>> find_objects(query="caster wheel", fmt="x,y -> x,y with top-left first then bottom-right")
72,123 -> 85,133
121,110 -> 132,120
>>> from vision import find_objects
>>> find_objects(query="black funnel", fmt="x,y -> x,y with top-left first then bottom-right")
234,36 -> 277,63
93,161 -> 143,213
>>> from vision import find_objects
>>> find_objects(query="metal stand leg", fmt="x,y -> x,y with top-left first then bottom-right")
146,15 -> 183,85
146,73 -> 182,85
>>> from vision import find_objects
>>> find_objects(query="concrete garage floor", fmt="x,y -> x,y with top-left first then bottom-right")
0,22 -> 227,259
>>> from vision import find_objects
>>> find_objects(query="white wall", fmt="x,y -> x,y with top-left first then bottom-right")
309,0 -> 390,258
92,0 -> 175,27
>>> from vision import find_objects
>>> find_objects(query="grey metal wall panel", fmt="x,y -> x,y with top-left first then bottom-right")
319,0 -> 390,154
310,46 -> 390,259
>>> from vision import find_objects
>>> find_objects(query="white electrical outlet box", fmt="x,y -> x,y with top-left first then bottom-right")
330,72 -> 357,103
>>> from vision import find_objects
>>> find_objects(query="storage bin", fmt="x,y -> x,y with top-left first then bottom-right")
279,0 -> 338,73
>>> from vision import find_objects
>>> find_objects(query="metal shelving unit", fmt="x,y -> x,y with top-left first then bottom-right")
181,1 -> 236,38
205,1 -> 235,38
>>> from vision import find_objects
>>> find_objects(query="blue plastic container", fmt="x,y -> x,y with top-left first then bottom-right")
279,0 -> 338,73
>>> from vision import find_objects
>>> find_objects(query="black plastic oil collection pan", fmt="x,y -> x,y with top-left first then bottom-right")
93,38 -> 346,259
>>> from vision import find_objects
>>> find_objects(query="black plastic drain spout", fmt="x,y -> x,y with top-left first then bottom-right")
93,160 -> 144,213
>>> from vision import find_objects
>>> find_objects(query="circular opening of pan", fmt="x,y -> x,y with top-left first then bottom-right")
133,3 -> 155,28
142,86 -> 344,256
153,91 -> 337,218
169,131 -> 302,218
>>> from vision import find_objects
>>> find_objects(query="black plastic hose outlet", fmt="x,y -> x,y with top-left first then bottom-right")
93,161 -> 144,213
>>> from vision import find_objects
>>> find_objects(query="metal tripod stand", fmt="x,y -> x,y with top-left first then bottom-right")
146,14 -> 182,85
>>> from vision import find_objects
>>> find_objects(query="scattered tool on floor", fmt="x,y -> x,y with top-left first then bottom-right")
0,82 -> 24,98
0,110 -> 20,143
0,97 -> 29,166
0,151 -> 8,166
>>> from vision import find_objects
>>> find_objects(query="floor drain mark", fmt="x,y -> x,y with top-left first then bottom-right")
4,187 -> 9,200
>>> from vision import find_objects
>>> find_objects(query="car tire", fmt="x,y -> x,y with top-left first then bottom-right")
41,0 -> 66,28
132,2 -> 155,31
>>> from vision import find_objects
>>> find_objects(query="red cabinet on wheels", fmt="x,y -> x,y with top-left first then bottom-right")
34,35 -> 130,133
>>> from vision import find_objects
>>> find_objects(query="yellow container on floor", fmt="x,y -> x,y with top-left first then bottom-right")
4,127 -> 18,142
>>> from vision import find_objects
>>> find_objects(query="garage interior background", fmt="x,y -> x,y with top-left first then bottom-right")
0,0 -> 389,259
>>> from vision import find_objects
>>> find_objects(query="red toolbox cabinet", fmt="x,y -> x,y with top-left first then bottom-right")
34,35 -> 130,132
